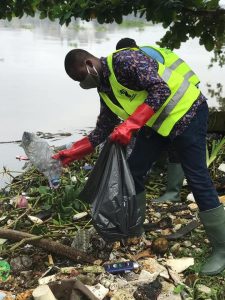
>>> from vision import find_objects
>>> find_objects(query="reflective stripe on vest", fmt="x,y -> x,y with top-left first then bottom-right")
99,51 -> 200,136
140,45 -> 200,86
169,58 -> 195,81
153,69 -> 190,131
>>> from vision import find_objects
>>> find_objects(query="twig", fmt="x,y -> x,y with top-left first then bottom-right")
10,235 -> 42,251
0,140 -> 21,144
5,208 -> 31,229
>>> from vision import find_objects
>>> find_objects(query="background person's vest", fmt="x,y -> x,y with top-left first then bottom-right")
99,50 -> 200,137
140,45 -> 200,86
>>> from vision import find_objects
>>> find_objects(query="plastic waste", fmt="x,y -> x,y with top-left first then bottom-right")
16,155 -> 29,161
0,291 -> 15,300
0,260 -> 11,282
21,132 -> 62,188
85,283 -> 109,300
71,228 -> 95,253
104,261 -> 139,274
218,163 -> 225,173
16,192 -> 28,208
82,163 -> 93,171
32,284 -> 57,300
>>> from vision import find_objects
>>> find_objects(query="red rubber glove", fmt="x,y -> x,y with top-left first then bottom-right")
110,103 -> 155,145
52,137 -> 94,166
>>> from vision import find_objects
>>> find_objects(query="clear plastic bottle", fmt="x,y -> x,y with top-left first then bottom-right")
21,132 -> 62,188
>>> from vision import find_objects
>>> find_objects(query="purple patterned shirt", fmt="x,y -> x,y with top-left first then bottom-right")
88,49 -> 206,147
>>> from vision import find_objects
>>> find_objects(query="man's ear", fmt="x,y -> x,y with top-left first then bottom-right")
86,59 -> 94,69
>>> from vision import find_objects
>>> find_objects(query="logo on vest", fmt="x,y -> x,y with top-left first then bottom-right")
119,89 -> 137,101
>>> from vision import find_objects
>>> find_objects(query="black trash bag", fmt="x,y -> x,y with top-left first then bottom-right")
79,141 -> 142,242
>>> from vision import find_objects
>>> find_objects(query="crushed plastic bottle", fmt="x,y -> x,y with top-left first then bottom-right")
21,132 -> 62,188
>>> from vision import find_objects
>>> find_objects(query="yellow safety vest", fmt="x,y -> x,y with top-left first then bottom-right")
140,45 -> 200,86
99,50 -> 201,137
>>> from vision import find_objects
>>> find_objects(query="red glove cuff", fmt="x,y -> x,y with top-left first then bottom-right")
110,103 -> 155,145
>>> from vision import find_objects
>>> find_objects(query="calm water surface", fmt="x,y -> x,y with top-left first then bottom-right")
0,17 -> 224,187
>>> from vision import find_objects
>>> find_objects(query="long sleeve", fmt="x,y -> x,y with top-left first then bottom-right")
88,98 -> 120,147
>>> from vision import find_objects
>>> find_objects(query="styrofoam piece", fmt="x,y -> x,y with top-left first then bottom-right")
85,283 -> 109,300
73,212 -> 88,221
218,163 -> 225,173
182,178 -> 188,186
32,284 -> 57,300
165,257 -> 194,273
186,193 -> 195,202
38,274 -> 57,285
28,215 -> 43,224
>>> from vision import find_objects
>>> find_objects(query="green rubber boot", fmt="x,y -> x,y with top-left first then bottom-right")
199,205 -> 225,275
153,163 -> 185,203
129,191 -> 146,237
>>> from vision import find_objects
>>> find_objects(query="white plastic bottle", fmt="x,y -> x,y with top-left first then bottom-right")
21,132 -> 62,188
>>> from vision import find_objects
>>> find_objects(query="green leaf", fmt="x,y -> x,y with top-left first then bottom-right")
38,186 -> 50,194
111,0 -> 120,5
205,0 -> 219,9
6,13 -> 12,21
115,14 -> 122,24
204,35 -> 215,51
174,284 -> 185,294
52,219 -> 59,225
39,11 -> 47,19
206,136 -> 225,167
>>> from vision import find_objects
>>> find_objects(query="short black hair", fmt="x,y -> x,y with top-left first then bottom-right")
64,49 -> 94,77
116,38 -> 138,50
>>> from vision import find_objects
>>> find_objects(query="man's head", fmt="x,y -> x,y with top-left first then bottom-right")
116,38 -> 138,50
64,49 -> 101,89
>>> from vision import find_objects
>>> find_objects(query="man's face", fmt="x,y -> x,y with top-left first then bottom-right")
69,60 -> 100,89
69,63 -> 87,82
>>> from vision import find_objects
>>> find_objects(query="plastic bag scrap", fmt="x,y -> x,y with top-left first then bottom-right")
21,131 -> 62,188
79,141 -> 142,242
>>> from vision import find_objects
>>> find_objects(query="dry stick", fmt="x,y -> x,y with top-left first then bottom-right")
10,235 -> 42,251
5,208 -> 31,229
0,228 -> 96,263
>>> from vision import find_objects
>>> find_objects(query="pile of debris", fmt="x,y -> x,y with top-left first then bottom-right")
0,138 -> 225,300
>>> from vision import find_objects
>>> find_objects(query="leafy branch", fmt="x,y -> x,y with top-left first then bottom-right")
0,0 -> 224,53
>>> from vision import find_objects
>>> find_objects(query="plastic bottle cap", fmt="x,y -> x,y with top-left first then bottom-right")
133,262 -> 139,269
51,179 -> 60,186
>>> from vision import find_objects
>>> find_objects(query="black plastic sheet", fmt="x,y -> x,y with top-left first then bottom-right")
80,141 -> 142,241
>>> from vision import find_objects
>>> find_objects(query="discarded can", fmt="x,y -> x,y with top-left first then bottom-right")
104,261 -> 139,274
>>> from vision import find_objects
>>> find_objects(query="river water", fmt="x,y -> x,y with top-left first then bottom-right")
0,16 -> 224,187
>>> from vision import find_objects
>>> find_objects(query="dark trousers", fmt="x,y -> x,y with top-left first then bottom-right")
128,102 -> 220,211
